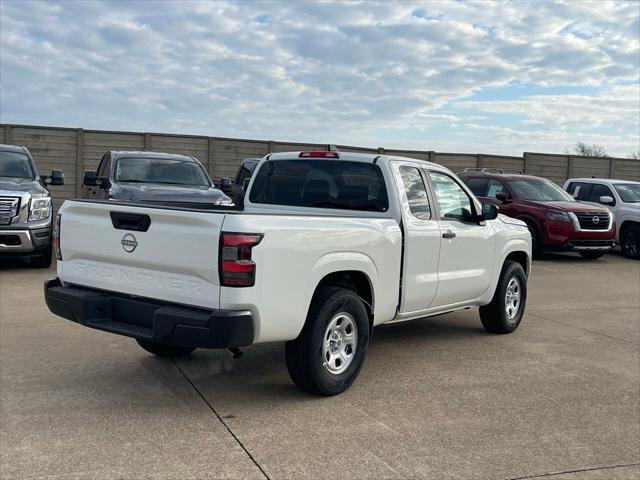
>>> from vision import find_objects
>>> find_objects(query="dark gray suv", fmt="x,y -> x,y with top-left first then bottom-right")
0,144 -> 64,267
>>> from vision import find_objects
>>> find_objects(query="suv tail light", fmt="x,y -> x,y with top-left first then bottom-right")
53,213 -> 62,261
219,232 -> 263,287
299,151 -> 339,158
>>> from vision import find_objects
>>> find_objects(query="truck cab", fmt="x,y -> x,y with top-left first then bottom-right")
0,144 -> 64,267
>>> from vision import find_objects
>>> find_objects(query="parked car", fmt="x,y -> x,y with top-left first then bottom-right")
214,157 -> 261,201
563,178 -> 640,260
458,169 -> 615,259
0,144 -> 64,267
45,151 -> 531,395
83,151 -> 232,206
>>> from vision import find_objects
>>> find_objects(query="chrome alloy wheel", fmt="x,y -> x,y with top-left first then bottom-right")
322,312 -> 358,375
505,277 -> 521,322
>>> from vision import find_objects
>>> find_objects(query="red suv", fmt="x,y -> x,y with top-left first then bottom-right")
458,169 -> 615,259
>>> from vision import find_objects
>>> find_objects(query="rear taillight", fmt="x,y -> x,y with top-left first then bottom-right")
219,232 -> 263,287
299,151 -> 339,158
53,214 -> 62,261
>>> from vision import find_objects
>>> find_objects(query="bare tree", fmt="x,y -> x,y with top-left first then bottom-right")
628,151 -> 640,160
564,142 -> 608,157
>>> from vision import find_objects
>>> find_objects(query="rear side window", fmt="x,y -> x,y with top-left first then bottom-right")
399,166 -> 431,220
465,178 -> 488,196
249,160 -> 388,212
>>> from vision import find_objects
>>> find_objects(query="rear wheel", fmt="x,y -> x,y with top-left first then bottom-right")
285,286 -> 369,396
480,260 -> 527,334
30,245 -> 53,268
621,224 -> 640,260
136,339 -> 195,357
579,251 -> 605,260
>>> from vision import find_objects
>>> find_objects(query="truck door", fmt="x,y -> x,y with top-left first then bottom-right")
426,170 -> 496,307
391,161 -> 440,313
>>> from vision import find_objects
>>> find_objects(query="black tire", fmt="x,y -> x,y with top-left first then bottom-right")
621,224 -> 640,260
579,251 -> 605,260
135,339 -> 195,358
30,245 -> 53,268
285,286 -> 369,396
480,260 -> 527,334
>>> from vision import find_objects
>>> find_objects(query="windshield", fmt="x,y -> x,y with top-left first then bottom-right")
0,151 -> 35,179
509,178 -> 574,202
613,183 -> 640,203
115,157 -> 210,186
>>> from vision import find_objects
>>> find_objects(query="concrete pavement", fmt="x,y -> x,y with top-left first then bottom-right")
1,253 -> 638,479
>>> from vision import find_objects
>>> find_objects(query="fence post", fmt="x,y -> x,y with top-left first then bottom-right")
268,141 -> 274,153
523,152 -> 529,173
567,155 -> 574,180
4,124 -> 12,145
144,133 -> 152,151
477,154 -> 483,168
208,137 -> 217,178
609,157 -> 615,178
75,129 -> 84,197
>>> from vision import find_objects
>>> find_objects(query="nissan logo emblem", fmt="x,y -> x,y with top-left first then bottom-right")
592,216 -> 600,224
121,233 -> 138,253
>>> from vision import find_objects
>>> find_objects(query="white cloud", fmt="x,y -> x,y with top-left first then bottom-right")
0,0 -> 638,156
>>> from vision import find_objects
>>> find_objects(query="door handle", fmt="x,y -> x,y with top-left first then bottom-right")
442,230 -> 456,239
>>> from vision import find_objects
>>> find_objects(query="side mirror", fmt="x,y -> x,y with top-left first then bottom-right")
482,203 -> 499,221
599,195 -> 614,205
83,170 -> 98,186
495,192 -> 510,204
219,177 -> 233,195
49,169 -> 64,186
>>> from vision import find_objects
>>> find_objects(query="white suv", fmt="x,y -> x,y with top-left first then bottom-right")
564,178 -> 640,259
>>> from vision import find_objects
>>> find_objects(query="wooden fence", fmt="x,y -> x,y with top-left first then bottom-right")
1,123 -> 638,211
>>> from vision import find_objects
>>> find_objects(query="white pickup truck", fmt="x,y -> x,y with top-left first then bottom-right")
45,151 -> 531,395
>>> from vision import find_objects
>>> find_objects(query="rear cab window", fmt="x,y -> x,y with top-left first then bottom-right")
248,159 -> 389,212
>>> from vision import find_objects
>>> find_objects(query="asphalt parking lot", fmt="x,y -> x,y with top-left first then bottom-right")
1,253 -> 638,480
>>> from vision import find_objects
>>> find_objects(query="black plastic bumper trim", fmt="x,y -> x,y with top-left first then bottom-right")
44,278 -> 254,349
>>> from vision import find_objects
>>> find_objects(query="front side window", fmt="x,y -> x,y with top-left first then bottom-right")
486,179 -> 507,199
0,151 -> 35,179
429,171 -> 474,222
614,183 -> 640,203
249,160 -> 388,212
589,184 -> 615,204
399,166 -> 431,220
115,158 -> 210,186
509,178 -> 575,202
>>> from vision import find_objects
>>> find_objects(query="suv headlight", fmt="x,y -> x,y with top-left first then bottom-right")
545,210 -> 571,222
29,197 -> 51,222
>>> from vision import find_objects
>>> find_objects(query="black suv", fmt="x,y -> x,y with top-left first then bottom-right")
83,151 -> 231,206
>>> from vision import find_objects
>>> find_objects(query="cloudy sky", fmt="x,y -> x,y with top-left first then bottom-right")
1,0 -> 638,156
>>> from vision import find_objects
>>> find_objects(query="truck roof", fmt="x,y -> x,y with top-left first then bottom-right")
109,150 -> 199,162
0,144 -> 29,154
266,151 -> 442,169
566,177 -> 640,185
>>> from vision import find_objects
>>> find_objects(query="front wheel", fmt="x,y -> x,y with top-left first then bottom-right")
285,286 -> 370,396
136,339 -> 195,358
480,260 -> 527,334
579,251 -> 605,260
621,224 -> 640,260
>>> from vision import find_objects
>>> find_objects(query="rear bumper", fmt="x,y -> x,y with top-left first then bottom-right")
44,278 -> 254,349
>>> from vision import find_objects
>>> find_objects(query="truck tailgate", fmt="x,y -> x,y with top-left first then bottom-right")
57,201 -> 224,309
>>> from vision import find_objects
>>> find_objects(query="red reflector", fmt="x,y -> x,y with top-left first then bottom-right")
222,260 -> 254,273
299,151 -> 339,158
223,234 -> 263,247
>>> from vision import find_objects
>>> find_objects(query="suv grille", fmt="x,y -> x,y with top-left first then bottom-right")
576,212 -> 610,230
0,197 -> 20,225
